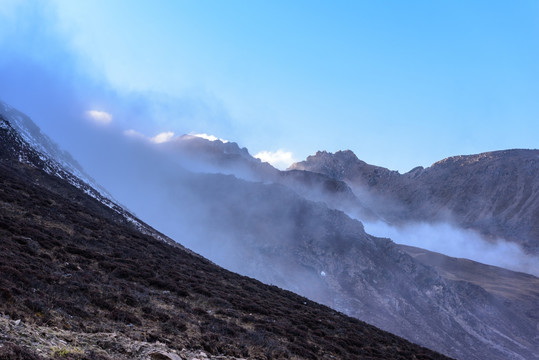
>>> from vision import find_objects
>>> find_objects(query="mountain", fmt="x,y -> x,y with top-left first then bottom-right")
0,102 -> 110,200
289,149 -> 539,254
398,244 -> 539,314
1,102 -> 537,360
162,135 -> 376,221
0,102 -> 175,247
166,173 -> 538,360
0,107 -> 452,359
36,118 -> 537,358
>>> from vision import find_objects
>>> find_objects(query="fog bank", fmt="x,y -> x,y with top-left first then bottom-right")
364,221 -> 539,276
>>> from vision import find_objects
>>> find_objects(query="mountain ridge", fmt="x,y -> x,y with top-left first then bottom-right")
1,101 -> 537,360
289,148 -> 539,254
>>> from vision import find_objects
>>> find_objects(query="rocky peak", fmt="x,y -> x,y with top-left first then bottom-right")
290,149 -> 363,181
293,147 -> 539,254
175,134 -> 252,159
290,149 -> 399,186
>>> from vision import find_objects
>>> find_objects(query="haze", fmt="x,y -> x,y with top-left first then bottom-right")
1,1 -> 538,173
0,1 -> 537,276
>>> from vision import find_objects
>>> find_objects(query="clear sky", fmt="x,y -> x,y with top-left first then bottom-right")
1,0 -> 538,171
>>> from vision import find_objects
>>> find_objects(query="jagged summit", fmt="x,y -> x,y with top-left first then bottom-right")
176,134 -> 252,158
289,149 -> 399,185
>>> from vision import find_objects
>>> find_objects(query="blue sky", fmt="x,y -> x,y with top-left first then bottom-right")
1,0 -> 538,171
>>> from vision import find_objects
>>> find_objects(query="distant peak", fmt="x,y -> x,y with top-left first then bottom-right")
431,149 -> 539,169
308,149 -> 359,162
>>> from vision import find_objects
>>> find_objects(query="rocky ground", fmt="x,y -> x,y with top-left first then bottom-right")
0,315 -> 245,360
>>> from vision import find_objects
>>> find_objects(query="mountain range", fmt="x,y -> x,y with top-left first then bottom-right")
290,149 -> 539,255
0,101 -> 537,360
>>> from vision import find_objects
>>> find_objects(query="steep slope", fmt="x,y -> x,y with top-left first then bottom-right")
170,174 -> 538,360
0,164 -> 455,360
0,115 -> 451,359
398,244 -> 539,311
290,149 -> 539,254
0,105 -> 176,248
61,130 -> 538,359
2,103 -> 537,360
0,101 -> 111,200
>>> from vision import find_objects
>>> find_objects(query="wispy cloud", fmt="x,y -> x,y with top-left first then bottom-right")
363,221 -> 539,276
151,131 -> 175,144
124,129 -> 176,144
86,110 -> 112,125
254,149 -> 296,170
189,133 -> 229,143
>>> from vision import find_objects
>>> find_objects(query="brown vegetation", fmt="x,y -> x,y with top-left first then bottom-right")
0,160 -> 450,359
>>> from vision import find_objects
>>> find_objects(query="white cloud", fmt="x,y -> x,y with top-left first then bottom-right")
190,133 -> 228,143
151,131 -> 175,144
123,129 -> 175,144
254,149 -> 296,170
123,129 -> 143,138
363,221 -> 539,276
86,110 -> 112,125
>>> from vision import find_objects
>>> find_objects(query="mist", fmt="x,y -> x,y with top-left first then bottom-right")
0,4 -> 317,283
2,4 -> 538,359
363,221 -> 539,276
0,2 -> 238,184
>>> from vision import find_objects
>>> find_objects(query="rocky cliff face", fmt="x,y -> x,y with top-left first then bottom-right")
290,149 -> 539,254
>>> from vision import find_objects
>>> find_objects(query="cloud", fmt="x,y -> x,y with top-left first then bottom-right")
254,149 -> 296,170
190,132 -> 228,143
124,129 -> 176,144
123,129 -> 143,138
86,110 -> 112,125
363,221 -> 539,276
151,131 -> 175,144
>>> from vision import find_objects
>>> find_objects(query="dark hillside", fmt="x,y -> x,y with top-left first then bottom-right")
0,162 -> 450,359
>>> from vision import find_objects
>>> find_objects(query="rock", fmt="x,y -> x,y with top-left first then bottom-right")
147,350 -> 184,360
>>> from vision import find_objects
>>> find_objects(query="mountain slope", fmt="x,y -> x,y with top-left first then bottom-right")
59,127 -> 539,359
1,103 -> 537,360
0,105 -> 177,248
0,112 -> 456,360
398,244 -> 539,308
289,149 -> 539,254
0,101 -> 111,200
174,175 -> 537,360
